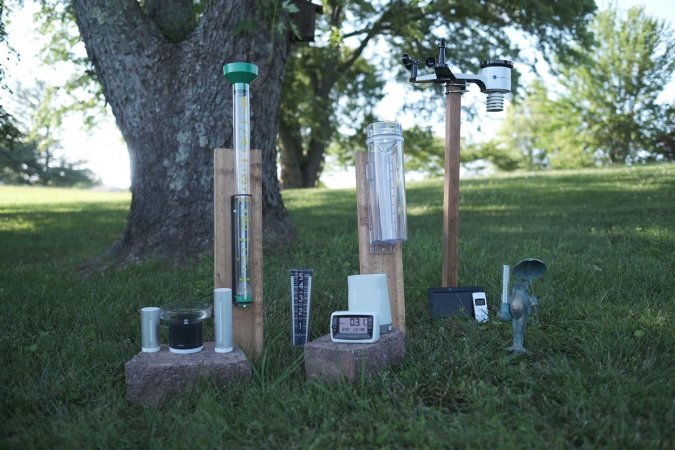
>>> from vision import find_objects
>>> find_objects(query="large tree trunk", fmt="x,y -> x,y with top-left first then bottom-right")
278,52 -> 337,189
72,0 -> 292,264
278,111 -> 328,189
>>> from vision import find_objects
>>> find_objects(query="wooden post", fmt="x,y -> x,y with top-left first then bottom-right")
355,152 -> 406,332
214,148 -> 263,357
443,83 -> 463,287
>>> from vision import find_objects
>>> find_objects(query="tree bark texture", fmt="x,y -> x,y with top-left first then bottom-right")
72,0 -> 292,263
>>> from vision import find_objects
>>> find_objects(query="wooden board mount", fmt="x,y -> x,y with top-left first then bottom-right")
214,148 -> 263,357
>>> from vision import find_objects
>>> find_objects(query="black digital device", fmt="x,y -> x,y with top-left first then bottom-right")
427,286 -> 485,320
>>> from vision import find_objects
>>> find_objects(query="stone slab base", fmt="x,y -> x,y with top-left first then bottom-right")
304,328 -> 405,382
125,342 -> 251,406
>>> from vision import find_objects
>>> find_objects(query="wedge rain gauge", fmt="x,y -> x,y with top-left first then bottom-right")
224,62 -> 258,306
290,269 -> 313,346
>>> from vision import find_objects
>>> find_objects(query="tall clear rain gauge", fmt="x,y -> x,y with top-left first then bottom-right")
224,62 -> 258,306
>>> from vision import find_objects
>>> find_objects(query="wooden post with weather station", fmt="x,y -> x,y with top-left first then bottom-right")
402,40 -> 513,286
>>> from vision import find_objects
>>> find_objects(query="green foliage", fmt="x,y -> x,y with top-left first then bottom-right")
279,0 -> 597,187
463,139 -> 522,172
1,164 -> 674,447
0,82 -> 99,187
280,43 -> 384,185
492,80 -> 595,170
1,0 -> 21,147
0,136 -> 100,187
490,6 -> 675,170
32,0 -> 107,128
559,6 -> 675,164
400,125 -> 445,177
0,0 -> 9,83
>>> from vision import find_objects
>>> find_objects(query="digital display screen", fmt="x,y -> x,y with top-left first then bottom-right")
338,317 -> 368,334
474,298 -> 486,306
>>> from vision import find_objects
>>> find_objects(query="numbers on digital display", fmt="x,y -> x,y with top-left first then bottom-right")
338,317 -> 369,334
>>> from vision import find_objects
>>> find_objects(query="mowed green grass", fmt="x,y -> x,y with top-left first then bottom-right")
1,165 -> 673,449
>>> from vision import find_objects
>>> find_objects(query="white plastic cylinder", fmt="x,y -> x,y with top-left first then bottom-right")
214,288 -> 234,353
501,265 -> 510,305
347,274 -> 392,333
364,121 -> 407,245
140,307 -> 161,352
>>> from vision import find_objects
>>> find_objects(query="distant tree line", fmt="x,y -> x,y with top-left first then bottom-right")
466,6 -> 674,171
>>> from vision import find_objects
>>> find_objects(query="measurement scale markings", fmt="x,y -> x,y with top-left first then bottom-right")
290,270 -> 313,346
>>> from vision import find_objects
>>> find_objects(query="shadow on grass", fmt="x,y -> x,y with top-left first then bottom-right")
0,203 -> 129,266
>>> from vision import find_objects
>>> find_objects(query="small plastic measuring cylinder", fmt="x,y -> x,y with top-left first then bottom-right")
224,62 -> 258,195
232,194 -> 253,306
364,121 -> 408,245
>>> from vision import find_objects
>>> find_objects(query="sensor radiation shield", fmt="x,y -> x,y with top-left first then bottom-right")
479,60 -> 513,93
479,60 -> 513,112
347,274 -> 393,333
364,122 -> 408,245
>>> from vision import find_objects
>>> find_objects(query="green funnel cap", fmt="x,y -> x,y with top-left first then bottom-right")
223,62 -> 258,84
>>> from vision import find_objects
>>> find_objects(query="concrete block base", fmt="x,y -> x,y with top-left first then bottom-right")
304,328 -> 405,382
125,342 -> 251,406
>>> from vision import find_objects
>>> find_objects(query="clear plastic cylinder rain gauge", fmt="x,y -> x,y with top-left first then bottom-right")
364,121 -> 408,245
224,62 -> 258,306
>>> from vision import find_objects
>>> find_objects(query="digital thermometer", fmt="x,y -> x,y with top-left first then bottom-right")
330,311 -> 380,344
472,292 -> 489,323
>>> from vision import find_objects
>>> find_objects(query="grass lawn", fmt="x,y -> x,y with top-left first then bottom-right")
1,165 -> 673,449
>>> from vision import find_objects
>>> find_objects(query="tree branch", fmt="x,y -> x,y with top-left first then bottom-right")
338,5 -> 427,72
